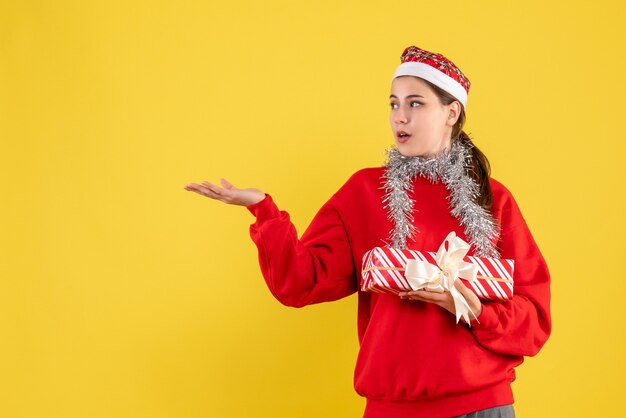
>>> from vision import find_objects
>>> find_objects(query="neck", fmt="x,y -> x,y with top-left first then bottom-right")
381,138 -> 501,258
383,138 -> 465,184
400,142 -> 452,159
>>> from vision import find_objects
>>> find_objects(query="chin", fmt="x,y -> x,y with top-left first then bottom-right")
397,144 -> 423,157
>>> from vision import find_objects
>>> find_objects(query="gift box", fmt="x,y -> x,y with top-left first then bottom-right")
361,232 -> 514,301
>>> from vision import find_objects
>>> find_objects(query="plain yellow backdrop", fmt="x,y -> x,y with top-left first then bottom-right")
1,1 -> 625,417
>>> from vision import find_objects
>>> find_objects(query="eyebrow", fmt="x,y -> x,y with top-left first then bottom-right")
389,94 -> 425,99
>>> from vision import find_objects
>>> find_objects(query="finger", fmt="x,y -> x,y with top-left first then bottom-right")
201,181 -> 224,195
186,183 -> 221,199
454,280 -> 476,299
454,280 -> 468,291
413,292 -> 445,302
220,178 -> 235,190
454,280 -> 481,314
405,290 -> 444,302
184,183 -> 208,193
399,291 -> 422,298
408,288 -> 442,295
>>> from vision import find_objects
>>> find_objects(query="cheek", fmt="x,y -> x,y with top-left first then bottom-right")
421,113 -> 442,131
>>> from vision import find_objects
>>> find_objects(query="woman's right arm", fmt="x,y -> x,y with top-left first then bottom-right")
184,179 -> 358,308
245,192 -> 357,307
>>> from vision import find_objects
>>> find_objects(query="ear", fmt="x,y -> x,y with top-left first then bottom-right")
446,101 -> 461,126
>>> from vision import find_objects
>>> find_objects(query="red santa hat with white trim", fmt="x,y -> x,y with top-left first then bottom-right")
392,46 -> 471,109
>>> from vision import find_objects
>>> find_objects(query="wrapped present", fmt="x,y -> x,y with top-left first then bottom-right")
360,231 -> 514,324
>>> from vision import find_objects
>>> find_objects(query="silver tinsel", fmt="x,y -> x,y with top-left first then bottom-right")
381,139 -> 501,258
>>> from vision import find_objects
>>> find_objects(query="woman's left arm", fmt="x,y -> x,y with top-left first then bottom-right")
464,217 -> 552,356
400,192 -> 552,357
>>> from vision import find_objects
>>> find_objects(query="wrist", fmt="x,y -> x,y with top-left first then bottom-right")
245,193 -> 266,207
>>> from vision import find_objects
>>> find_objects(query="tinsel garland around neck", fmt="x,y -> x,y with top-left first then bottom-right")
381,139 -> 501,258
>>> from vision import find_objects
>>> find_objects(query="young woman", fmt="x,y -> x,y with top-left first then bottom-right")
184,45 -> 551,418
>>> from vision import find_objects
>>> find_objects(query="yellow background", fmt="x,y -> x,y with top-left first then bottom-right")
1,1 -> 624,417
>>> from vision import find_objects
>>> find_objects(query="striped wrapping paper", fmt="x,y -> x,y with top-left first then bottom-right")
360,246 -> 515,301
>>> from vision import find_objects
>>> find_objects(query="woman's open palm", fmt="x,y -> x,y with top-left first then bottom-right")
184,178 -> 266,207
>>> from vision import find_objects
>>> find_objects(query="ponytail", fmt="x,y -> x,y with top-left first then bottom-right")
456,131 -> 493,210
422,79 -> 494,211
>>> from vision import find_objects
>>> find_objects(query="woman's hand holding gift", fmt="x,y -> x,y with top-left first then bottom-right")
399,280 -> 483,323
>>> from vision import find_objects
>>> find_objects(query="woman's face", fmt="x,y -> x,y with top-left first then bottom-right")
389,76 -> 459,157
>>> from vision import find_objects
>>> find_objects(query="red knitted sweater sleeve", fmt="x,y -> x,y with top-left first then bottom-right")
467,185 -> 552,357
246,193 -> 358,308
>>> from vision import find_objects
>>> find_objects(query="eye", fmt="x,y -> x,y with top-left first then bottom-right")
389,102 -> 398,109
410,101 -> 422,108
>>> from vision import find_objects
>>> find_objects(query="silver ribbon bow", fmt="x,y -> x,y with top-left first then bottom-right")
404,231 -> 480,324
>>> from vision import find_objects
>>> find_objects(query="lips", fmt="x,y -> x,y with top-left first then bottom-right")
396,130 -> 411,142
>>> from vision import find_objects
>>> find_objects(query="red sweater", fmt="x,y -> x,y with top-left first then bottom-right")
246,167 -> 551,418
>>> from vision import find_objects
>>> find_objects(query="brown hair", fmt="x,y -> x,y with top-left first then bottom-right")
423,79 -> 494,210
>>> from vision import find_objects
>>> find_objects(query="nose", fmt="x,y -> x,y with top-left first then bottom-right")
393,106 -> 408,124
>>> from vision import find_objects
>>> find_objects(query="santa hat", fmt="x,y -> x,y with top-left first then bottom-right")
392,46 -> 470,109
